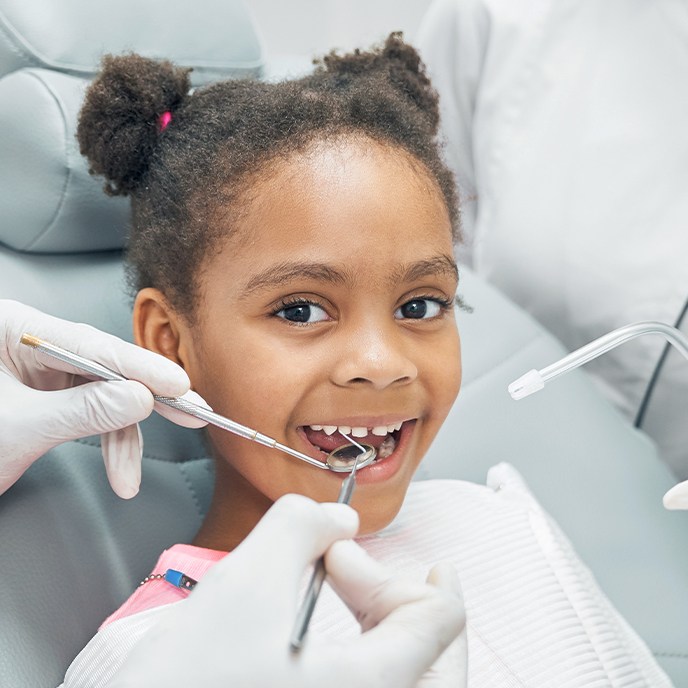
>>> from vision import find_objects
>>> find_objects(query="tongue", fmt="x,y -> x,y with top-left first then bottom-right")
303,428 -> 390,452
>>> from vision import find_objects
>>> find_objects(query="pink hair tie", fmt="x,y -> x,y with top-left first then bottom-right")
158,111 -> 173,132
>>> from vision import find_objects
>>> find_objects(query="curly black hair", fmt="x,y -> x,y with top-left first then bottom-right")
77,33 -> 460,319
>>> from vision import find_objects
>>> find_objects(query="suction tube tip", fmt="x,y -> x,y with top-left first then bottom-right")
663,480 -> 688,510
508,369 -> 545,400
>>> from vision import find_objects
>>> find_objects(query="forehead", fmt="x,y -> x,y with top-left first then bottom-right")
212,137 -> 454,282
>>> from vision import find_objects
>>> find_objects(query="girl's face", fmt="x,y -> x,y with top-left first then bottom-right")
137,137 -> 461,546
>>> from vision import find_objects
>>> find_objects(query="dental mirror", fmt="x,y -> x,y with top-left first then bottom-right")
326,443 -> 377,472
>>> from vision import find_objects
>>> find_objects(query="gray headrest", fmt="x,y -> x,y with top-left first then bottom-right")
0,0 -> 263,84
0,69 -> 130,252
0,0 -> 264,253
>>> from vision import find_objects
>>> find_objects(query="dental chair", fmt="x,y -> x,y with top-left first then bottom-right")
0,1 -> 686,686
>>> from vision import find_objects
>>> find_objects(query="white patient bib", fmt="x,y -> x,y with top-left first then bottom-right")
60,465 -> 672,687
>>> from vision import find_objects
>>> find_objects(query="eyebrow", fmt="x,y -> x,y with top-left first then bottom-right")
240,254 -> 459,298
390,255 -> 459,285
241,261 -> 350,296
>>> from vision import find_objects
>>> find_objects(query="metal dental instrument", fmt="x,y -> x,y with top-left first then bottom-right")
509,321 -> 688,400
326,442 -> 376,471
20,333 -> 377,472
289,432 -> 366,652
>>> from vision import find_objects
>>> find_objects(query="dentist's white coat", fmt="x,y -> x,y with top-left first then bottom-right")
418,0 -> 688,477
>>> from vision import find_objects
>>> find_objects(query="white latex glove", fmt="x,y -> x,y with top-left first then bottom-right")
0,300 -> 207,499
663,480 -> 688,510
107,495 -> 467,688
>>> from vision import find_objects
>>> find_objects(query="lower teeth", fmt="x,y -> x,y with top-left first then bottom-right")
377,434 -> 396,460
316,433 -> 398,462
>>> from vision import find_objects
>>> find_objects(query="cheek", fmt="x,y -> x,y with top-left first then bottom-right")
426,328 -> 462,419
189,333 -> 300,423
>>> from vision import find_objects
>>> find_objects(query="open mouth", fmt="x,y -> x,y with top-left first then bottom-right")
298,420 -> 412,466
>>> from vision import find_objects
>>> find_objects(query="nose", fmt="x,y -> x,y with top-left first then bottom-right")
331,321 -> 418,390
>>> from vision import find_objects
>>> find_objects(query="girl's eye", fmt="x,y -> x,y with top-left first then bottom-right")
394,298 -> 444,320
275,302 -> 330,323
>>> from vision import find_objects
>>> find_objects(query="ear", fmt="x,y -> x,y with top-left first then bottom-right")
133,288 -> 190,370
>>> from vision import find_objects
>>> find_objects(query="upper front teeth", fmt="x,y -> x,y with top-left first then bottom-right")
309,422 -> 402,436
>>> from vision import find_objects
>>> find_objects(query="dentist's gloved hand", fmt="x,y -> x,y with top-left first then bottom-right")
663,480 -> 688,510
107,495 -> 467,688
0,300 -> 207,499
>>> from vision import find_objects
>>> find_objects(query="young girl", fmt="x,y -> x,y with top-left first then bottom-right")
63,35 -> 670,687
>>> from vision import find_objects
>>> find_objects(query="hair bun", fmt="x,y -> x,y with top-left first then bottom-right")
319,32 -> 440,134
77,53 -> 191,196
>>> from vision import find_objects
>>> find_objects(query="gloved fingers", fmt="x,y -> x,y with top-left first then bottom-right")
325,541 -> 465,684
154,389 -> 210,428
199,496 -> 358,616
324,539 -> 399,630
425,561 -> 463,595
101,423 -> 143,499
1,300 -> 189,396
237,495 -> 359,583
8,380 -> 152,496
43,379 -> 154,443
2,346 -> 80,392
416,564 -> 468,688
663,479 -> 688,509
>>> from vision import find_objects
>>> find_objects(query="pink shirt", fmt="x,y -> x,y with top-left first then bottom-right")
101,544 -> 227,629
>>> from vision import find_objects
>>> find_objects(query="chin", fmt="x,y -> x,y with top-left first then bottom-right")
352,492 -> 407,535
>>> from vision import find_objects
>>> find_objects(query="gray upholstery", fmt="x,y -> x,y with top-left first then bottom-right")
0,0 -> 262,254
1,1 -> 686,686
0,437 -> 213,688
0,0 -> 262,83
0,68 -> 130,252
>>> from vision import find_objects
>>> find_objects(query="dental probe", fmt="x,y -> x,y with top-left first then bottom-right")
20,333 -> 330,470
289,433 -> 366,652
509,321 -> 688,400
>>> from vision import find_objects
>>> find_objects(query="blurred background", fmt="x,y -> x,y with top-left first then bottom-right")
246,0 -> 432,58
